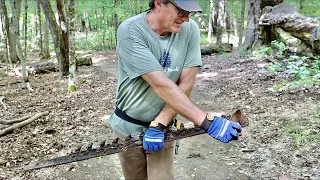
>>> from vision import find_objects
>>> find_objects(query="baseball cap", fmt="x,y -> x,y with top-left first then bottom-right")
174,0 -> 202,12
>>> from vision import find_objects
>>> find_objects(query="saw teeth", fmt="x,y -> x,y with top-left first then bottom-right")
98,140 -> 106,147
124,135 -> 132,141
111,138 -> 119,145
71,146 -> 82,153
81,142 -> 93,151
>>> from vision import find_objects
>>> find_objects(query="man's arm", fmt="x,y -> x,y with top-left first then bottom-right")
142,68 -> 242,151
153,67 -> 198,126
141,68 -> 206,126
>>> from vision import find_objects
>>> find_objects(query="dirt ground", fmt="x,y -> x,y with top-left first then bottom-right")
0,50 -> 319,180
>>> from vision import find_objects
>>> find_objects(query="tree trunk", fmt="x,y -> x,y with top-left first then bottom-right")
0,0 -> 9,64
42,19 -> 50,59
243,0 -> 261,49
68,0 -> 76,94
102,6 -> 106,50
40,0 -> 68,76
299,0 -> 305,10
21,0 -> 27,86
259,3 -> 320,54
208,0 -> 213,43
114,0 -> 120,46
36,0 -> 43,55
10,0 -> 24,63
56,0 -> 69,76
1,0 -> 18,64
214,0 -> 222,44
238,0 -> 246,46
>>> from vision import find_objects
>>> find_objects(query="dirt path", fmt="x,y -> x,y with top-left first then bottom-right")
0,51 -> 319,180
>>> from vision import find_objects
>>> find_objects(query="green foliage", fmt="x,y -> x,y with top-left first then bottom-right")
267,55 -> 320,91
0,69 -> 6,76
219,53 -> 232,60
288,0 -> 320,17
2,0 -> 319,53
80,79 -> 87,84
254,46 -> 274,56
252,40 -> 287,58
285,56 -> 320,86
273,81 -> 287,92
68,85 -> 77,93
286,121 -> 320,148
267,62 -> 283,73
271,40 -> 286,57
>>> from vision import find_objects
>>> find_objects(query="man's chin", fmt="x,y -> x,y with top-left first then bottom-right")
171,27 -> 182,33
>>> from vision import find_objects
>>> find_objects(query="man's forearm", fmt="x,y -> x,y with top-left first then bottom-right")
154,83 -> 192,126
142,71 -> 206,125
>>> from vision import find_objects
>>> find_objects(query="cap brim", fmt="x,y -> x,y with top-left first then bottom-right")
174,0 -> 202,12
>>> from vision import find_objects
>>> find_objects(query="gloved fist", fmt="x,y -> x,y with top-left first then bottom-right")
201,114 -> 242,143
143,121 -> 167,151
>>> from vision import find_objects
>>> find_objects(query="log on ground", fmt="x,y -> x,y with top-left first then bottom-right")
259,3 -> 320,54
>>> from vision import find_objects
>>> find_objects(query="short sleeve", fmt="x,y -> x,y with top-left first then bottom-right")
117,34 -> 163,79
183,20 -> 202,68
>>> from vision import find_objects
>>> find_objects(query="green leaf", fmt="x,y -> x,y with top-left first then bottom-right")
68,85 -> 77,93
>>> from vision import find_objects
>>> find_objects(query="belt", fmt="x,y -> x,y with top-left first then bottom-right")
115,107 -> 151,128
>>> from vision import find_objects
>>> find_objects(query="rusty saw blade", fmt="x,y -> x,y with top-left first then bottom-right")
24,126 -> 206,171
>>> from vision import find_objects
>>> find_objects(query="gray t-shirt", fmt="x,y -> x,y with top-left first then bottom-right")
108,12 -> 202,136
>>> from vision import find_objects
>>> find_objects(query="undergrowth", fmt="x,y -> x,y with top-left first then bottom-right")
254,40 -> 320,91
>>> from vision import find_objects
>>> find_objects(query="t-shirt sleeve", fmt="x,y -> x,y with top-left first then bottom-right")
183,20 -> 202,68
117,28 -> 163,79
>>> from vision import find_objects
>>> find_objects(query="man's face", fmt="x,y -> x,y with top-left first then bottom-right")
158,0 -> 190,33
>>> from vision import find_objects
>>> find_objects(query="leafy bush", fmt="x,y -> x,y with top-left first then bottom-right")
253,40 -> 287,58
267,55 -> 320,90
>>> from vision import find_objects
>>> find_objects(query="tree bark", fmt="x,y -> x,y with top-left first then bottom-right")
56,0 -> 69,76
10,0 -> 24,63
214,0 -> 222,44
259,3 -> 320,54
68,0 -> 76,94
21,0 -> 33,91
0,0 -> 9,64
40,0 -> 68,76
42,17 -> 50,59
0,0 -> 17,64
243,0 -> 261,49
36,0 -> 43,55
208,0 -> 213,43
238,0 -> 246,46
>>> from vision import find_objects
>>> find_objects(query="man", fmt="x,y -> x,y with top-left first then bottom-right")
108,0 -> 242,179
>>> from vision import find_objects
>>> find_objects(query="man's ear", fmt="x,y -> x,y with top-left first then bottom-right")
155,0 -> 161,7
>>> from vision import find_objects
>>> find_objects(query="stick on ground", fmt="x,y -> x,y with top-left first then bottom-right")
0,96 -> 7,110
0,111 -> 50,136
0,114 -> 34,125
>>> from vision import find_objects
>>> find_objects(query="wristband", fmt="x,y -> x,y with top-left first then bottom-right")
149,121 -> 167,131
200,113 -> 214,131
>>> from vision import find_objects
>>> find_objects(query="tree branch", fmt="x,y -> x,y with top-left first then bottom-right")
0,96 -> 7,110
0,114 -> 33,125
0,111 -> 50,136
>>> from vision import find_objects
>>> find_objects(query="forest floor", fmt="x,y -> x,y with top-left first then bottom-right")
0,50 -> 319,180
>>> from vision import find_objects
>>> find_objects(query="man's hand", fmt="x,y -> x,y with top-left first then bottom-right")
143,128 -> 165,151
201,114 -> 242,143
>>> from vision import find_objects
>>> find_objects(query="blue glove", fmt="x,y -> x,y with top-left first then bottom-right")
143,128 -> 164,151
201,114 -> 242,143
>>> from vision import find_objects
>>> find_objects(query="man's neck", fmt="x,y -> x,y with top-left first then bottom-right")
146,11 -> 169,36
